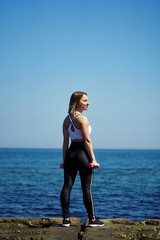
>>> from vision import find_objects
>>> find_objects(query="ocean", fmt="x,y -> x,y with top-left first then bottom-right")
0,148 -> 160,222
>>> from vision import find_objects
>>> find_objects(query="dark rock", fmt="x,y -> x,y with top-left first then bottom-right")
0,218 -> 160,240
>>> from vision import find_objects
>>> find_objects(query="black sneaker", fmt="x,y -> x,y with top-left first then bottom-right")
62,219 -> 72,227
88,217 -> 104,227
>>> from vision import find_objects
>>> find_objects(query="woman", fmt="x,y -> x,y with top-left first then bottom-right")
60,91 -> 104,227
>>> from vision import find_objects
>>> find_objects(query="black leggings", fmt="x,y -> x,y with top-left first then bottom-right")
60,142 -> 95,220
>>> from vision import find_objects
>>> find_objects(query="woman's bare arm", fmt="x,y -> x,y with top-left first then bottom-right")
80,116 -> 99,166
62,120 -> 69,163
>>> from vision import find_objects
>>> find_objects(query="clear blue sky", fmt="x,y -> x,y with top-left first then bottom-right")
0,0 -> 160,149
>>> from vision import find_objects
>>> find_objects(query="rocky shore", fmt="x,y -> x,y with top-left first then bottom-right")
0,217 -> 160,240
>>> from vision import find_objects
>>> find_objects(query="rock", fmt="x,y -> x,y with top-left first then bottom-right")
0,218 -> 160,240
145,219 -> 160,226
83,218 -> 160,240
0,218 -> 81,240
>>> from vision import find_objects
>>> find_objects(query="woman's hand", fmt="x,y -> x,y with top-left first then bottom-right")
91,160 -> 100,168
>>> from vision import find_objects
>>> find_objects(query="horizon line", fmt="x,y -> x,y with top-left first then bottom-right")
0,147 -> 160,151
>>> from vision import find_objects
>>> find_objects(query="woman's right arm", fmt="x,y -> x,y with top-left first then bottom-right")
80,116 -> 99,167
63,120 -> 69,163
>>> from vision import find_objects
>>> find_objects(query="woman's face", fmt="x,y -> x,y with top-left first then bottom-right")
77,94 -> 89,111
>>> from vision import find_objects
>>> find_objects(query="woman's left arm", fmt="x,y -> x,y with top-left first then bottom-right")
62,121 -> 69,163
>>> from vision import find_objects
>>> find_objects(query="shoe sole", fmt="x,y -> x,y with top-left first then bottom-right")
88,223 -> 104,227
62,223 -> 71,227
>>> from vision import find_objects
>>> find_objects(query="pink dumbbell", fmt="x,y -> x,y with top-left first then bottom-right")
60,162 -> 100,169
88,163 -> 100,168
60,163 -> 64,169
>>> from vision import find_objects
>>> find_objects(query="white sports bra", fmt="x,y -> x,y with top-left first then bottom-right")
68,113 -> 91,140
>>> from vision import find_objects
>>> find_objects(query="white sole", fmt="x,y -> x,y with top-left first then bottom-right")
88,223 -> 104,227
62,223 -> 71,227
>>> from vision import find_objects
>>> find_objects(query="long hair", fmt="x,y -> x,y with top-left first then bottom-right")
68,91 -> 87,115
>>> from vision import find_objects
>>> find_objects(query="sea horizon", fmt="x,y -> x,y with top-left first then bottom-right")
0,147 -> 160,151
0,148 -> 159,221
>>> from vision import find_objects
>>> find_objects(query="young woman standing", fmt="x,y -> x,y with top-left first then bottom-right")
60,91 -> 104,227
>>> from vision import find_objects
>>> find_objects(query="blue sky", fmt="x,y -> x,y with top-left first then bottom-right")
0,0 -> 160,149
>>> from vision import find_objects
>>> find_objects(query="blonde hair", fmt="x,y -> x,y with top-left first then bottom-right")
68,91 -> 87,115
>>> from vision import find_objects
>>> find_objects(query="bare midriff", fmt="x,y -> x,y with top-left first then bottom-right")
71,139 -> 84,142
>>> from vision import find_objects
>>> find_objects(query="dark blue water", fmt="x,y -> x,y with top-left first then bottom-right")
0,148 -> 160,222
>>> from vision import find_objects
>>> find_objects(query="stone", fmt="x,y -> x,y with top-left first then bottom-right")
0,218 -> 81,240
83,218 -> 160,240
0,218 -> 160,240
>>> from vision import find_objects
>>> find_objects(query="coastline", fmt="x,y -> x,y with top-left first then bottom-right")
0,217 -> 160,240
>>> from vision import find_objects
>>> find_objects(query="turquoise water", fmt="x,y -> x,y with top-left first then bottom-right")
0,148 -> 160,222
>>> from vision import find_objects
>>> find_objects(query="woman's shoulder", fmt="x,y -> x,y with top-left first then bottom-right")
63,115 -> 70,127
77,114 -> 88,124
